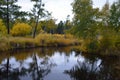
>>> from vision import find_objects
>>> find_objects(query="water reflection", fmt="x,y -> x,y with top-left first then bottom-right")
65,55 -> 120,80
0,54 -> 55,80
0,47 -> 120,80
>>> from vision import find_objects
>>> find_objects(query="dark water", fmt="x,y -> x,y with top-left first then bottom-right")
0,47 -> 120,80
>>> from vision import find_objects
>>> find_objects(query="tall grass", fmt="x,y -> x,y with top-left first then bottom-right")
0,34 -> 81,52
35,33 -> 80,47
78,28 -> 120,56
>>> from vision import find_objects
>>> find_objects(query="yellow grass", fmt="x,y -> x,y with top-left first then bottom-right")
0,34 -> 81,52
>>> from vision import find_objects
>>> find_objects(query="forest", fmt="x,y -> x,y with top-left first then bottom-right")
0,0 -> 120,56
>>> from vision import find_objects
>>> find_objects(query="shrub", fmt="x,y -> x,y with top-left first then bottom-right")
0,19 -> 7,35
86,40 -> 100,53
11,23 -> 32,36
99,29 -> 117,50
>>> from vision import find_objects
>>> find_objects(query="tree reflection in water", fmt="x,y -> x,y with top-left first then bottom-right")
65,57 -> 120,80
0,54 -> 56,80
0,48 -> 120,80
65,58 -> 101,80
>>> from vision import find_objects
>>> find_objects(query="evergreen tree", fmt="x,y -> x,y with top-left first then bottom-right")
57,21 -> 64,34
109,0 -> 120,31
0,0 -> 28,34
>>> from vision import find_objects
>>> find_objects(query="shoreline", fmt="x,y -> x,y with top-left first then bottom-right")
0,34 -> 81,52
0,34 -> 120,57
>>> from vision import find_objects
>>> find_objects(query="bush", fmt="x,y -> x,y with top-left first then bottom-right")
99,29 -> 117,50
87,40 -> 100,53
0,19 -> 7,35
11,23 -> 32,36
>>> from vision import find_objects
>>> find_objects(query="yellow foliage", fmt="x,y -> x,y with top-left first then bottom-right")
0,19 -> 7,35
30,21 -> 42,34
11,23 -> 32,36
35,33 -> 80,46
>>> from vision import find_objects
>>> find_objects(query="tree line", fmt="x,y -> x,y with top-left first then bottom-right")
69,0 -> 120,53
0,0 -> 120,39
0,0 -> 72,38
71,0 -> 120,38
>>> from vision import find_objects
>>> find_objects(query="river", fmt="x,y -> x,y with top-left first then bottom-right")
0,47 -> 120,80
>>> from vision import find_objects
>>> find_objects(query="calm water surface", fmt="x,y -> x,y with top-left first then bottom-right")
0,47 -> 120,80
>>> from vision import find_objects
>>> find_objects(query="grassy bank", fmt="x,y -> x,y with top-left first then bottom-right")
0,32 -> 120,56
0,34 -> 81,52
72,33 -> 120,56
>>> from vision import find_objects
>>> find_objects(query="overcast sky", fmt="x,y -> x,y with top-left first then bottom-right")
17,0 -> 116,22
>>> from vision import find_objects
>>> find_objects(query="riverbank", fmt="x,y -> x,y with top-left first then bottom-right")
0,33 -> 120,56
0,34 -> 81,52
72,39 -> 120,56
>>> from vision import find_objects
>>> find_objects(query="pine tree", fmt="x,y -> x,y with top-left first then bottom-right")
0,0 -> 28,34
109,0 -> 120,31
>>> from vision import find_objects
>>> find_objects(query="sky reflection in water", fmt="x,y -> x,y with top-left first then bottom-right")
0,48 -> 119,80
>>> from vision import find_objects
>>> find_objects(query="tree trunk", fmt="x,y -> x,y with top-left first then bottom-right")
32,0 -> 42,38
7,0 -> 10,34
33,19 -> 39,38
7,58 -> 9,79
